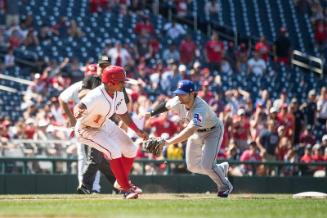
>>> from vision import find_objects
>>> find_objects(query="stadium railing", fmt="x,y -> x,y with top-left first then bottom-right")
291,50 -> 324,77
0,157 -> 326,176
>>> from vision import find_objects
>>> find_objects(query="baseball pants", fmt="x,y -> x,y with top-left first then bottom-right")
76,119 -> 137,160
185,122 -> 230,191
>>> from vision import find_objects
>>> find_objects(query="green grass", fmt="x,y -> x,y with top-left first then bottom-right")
0,194 -> 326,218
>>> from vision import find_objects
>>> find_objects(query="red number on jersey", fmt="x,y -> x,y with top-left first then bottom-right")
94,115 -> 102,124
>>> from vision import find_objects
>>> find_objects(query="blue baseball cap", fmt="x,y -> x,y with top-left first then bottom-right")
173,80 -> 195,95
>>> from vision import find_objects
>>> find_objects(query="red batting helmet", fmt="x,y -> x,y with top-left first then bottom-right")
84,64 -> 98,77
101,66 -> 127,84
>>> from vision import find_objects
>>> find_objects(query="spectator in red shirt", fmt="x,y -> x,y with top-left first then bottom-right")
314,19 -> 326,47
175,0 -> 189,18
179,34 -> 197,66
134,16 -> 154,36
240,141 -> 262,176
1,116 -> 12,129
220,109 -> 233,151
299,125 -> 316,146
311,143 -> 326,176
204,32 -> 224,71
0,125 -> 10,139
89,0 -> 109,13
255,36 -> 270,62
145,113 -> 178,138
300,145 -> 312,163
312,144 -> 324,162
235,43 -> 249,72
300,145 -> 314,175
277,104 -> 295,140
232,108 -> 251,152
8,29 -> 22,49
275,128 -> 291,161
149,35 -> 160,58
134,138 -> 149,159
268,107 -> 284,131
24,119 -> 36,139
198,81 -> 214,103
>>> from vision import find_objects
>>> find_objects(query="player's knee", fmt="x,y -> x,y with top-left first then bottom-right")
201,162 -> 214,174
108,149 -> 121,159
187,164 -> 201,173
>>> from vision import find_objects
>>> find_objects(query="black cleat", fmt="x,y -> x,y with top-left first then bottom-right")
77,185 -> 91,194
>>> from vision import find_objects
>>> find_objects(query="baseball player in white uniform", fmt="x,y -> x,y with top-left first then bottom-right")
74,65 -> 148,199
59,64 -> 102,193
144,80 -> 233,197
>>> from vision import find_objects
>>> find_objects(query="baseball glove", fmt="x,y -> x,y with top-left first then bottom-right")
143,138 -> 166,156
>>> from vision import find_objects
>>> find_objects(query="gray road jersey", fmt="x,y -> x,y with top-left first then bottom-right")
167,96 -> 219,129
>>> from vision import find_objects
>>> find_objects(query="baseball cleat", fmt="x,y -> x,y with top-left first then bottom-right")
114,180 -> 143,194
77,185 -> 91,194
131,185 -> 143,194
124,188 -> 139,199
218,178 -> 233,198
217,190 -> 230,198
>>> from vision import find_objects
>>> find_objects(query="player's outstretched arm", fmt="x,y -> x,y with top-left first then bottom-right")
166,123 -> 197,146
59,98 -> 76,127
118,112 -> 148,139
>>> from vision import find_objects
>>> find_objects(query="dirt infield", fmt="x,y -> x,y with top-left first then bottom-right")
0,193 -> 292,201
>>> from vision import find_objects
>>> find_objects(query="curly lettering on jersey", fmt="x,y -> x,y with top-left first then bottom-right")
116,99 -> 123,111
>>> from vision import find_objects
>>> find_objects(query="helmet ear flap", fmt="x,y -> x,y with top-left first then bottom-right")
108,81 -> 116,86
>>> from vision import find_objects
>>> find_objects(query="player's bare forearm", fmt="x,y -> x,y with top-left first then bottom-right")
166,125 -> 197,146
59,99 -> 76,127
118,112 -> 133,126
118,112 -> 148,139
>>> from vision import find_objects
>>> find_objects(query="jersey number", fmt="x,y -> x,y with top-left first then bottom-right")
94,115 -> 102,124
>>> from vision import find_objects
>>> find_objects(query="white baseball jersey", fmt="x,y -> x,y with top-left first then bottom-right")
75,84 -> 136,160
59,81 -> 83,104
78,84 -> 127,128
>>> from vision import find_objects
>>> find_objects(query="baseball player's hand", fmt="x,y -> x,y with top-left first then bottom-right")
136,130 -> 149,140
73,104 -> 86,119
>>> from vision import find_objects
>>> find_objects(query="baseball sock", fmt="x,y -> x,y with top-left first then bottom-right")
122,156 -> 134,178
109,158 -> 130,190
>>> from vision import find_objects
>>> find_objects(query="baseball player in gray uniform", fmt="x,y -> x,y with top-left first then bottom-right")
145,80 -> 233,197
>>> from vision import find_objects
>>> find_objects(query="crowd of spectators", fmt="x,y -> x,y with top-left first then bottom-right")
0,0 -> 326,176
294,0 -> 326,53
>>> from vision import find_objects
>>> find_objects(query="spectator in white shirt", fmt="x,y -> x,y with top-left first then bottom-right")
4,48 -> 15,68
163,20 -> 186,42
317,86 -> 327,124
107,41 -> 131,67
204,0 -> 220,20
248,52 -> 266,76
162,43 -> 180,64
